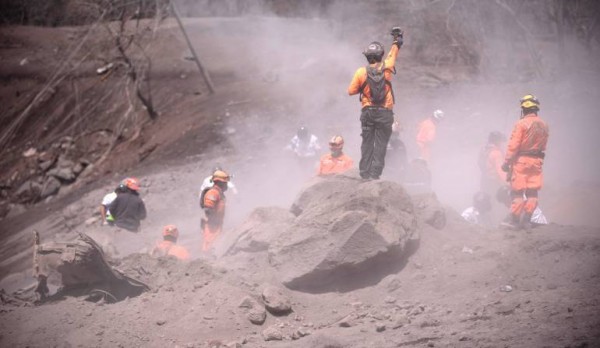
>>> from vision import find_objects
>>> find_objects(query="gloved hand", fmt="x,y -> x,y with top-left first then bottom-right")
393,37 -> 403,48
501,162 -> 510,172
391,27 -> 403,48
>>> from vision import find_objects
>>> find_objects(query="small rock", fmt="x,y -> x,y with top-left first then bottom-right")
23,147 -> 37,157
156,320 -> 166,326
375,323 -> 386,332
499,285 -> 513,292
262,326 -> 283,341
262,285 -> 292,314
40,176 -> 61,199
238,296 -> 256,309
247,308 -> 266,325
392,314 -> 410,329
384,296 -> 397,304
338,314 -> 355,328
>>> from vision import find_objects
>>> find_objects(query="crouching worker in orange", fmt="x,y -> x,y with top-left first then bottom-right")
501,94 -> 549,230
318,135 -> 354,176
200,170 -> 229,252
151,225 -> 190,261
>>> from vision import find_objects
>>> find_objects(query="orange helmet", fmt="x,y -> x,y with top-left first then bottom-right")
162,225 -> 179,239
212,170 -> 230,183
122,177 -> 140,191
329,135 -> 344,151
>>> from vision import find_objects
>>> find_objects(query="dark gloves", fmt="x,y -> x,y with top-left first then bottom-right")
501,162 -> 511,172
393,37 -> 403,48
391,27 -> 403,48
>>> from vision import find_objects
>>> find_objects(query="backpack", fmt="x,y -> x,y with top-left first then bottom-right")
199,187 -> 212,209
360,62 -> 394,106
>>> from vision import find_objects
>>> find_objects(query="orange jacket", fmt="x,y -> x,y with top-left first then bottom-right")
484,144 -> 506,183
318,153 -> 353,176
348,45 -> 400,110
416,118 -> 436,145
505,113 -> 549,164
203,186 -> 226,224
152,240 -> 190,261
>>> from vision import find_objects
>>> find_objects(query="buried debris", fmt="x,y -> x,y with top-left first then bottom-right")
33,231 -> 149,303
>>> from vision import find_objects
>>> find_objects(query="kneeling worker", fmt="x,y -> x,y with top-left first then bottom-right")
317,135 -> 354,176
151,225 -> 190,261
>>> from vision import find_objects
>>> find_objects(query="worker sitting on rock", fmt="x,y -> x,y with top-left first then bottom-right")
151,225 -> 190,261
107,177 -> 147,232
317,135 -> 354,176
201,170 -> 229,252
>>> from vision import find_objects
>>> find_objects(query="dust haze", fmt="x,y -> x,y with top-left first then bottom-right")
166,0 -> 600,233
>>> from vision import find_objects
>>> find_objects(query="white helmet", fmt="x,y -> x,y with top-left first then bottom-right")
433,109 -> 444,120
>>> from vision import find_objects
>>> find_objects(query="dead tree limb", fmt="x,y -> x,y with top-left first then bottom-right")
170,0 -> 216,94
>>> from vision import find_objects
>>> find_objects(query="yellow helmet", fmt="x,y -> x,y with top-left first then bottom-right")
212,170 -> 230,183
520,94 -> 540,110
329,135 -> 344,150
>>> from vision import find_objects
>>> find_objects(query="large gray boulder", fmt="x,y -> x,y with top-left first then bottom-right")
225,175 -> 419,292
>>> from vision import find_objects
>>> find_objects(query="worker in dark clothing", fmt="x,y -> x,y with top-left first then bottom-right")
107,177 -> 147,232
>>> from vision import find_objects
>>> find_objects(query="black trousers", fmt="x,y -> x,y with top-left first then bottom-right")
359,107 -> 394,179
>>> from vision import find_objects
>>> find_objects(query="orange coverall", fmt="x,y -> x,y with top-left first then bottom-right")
317,153 -> 354,176
202,186 -> 226,252
152,240 -> 190,261
347,44 -> 399,109
505,113 -> 549,218
416,117 -> 436,162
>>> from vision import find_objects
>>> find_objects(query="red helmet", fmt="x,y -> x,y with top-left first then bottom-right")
162,225 -> 179,239
122,177 -> 140,191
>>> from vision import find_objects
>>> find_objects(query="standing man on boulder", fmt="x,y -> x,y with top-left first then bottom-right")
201,170 -> 229,252
348,27 -> 403,180
501,95 -> 549,230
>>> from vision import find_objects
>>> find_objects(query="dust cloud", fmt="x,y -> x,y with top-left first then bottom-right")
156,0 -> 600,239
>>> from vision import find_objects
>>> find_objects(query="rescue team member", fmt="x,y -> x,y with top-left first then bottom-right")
199,165 -> 238,196
317,135 -> 354,176
416,109 -> 444,162
501,94 -> 549,230
348,29 -> 402,180
479,131 -> 507,195
100,183 -> 127,226
201,170 -> 229,252
107,177 -> 147,232
286,126 -> 321,158
151,225 -> 190,261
